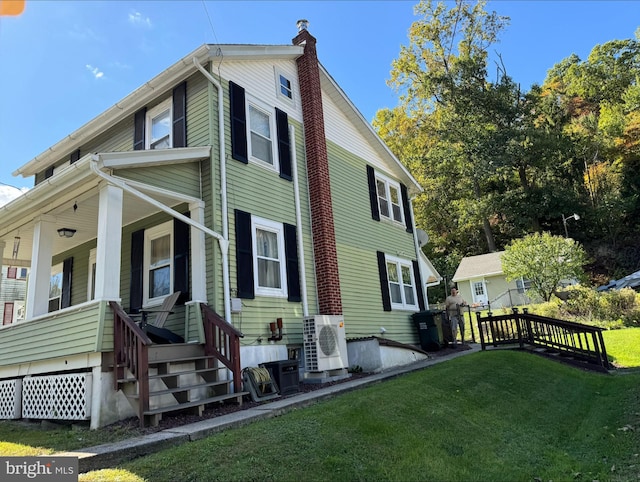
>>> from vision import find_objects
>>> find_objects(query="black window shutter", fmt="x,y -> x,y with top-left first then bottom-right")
367,166 -> 380,221
70,149 -> 81,164
401,184 -> 413,233
172,82 -> 187,148
61,257 -> 73,309
284,223 -> 301,302
44,166 -> 54,179
130,229 -> 145,313
173,216 -> 190,305
134,108 -> 146,151
229,81 -> 248,164
235,210 -> 254,299
276,108 -> 292,181
377,251 -> 391,311
413,259 -> 425,311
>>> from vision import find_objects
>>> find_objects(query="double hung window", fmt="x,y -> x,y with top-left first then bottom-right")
385,255 -> 418,310
146,99 -> 172,150
49,263 -> 63,312
376,173 -> 403,224
143,222 -> 173,305
251,217 -> 287,297
247,99 -> 277,169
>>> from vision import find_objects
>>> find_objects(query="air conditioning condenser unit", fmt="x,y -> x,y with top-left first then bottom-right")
303,315 -> 348,372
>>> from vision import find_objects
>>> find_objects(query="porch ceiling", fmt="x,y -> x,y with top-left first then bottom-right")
1,152 -> 205,266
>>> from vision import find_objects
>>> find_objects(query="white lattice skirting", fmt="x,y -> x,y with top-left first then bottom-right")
22,373 -> 92,421
0,379 -> 22,419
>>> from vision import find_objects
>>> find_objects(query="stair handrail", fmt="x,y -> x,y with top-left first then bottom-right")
476,310 -> 610,370
200,303 -> 244,394
110,301 -> 151,426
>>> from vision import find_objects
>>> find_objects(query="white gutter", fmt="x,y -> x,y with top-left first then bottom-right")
192,55 -> 232,323
89,158 -> 232,321
289,125 -> 309,317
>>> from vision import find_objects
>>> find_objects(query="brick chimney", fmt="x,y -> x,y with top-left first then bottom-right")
293,20 -> 343,315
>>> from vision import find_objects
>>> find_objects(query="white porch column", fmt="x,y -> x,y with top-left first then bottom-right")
94,183 -> 123,300
189,202 -> 207,302
26,215 -> 56,318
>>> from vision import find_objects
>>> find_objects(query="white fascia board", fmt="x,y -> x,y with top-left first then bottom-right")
453,271 -> 504,283
99,146 -> 211,169
0,155 -> 95,237
318,64 -> 423,196
14,45 -> 214,178
216,44 -> 304,60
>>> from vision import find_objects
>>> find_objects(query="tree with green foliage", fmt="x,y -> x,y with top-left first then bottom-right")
501,232 -> 587,302
377,0 -> 511,254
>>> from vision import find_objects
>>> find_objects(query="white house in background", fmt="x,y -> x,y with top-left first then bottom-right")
452,252 -> 531,309
0,264 -> 28,325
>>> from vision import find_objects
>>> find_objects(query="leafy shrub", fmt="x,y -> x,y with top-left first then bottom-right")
529,286 -> 640,329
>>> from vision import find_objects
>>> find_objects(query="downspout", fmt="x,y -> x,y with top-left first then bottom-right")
410,196 -> 429,309
89,159 -> 231,320
192,56 -> 232,323
289,125 -> 309,316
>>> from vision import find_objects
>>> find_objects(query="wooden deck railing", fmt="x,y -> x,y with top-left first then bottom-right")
476,310 -> 609,370
110,301 -> 151,425
201,303 -> 244,394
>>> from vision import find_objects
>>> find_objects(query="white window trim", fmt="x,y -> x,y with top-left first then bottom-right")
385,254 -> 418,311
246,95 -> 279,172
275,67 -> 295,105
145,98 -> 173,150
251,216 -> 287,298
375,172 -> 405,226
87,248 -> 96,302
143,221 -> 174,307
13,300 -> 25,324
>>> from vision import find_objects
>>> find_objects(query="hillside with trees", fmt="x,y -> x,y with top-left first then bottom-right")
373,0 -> 640,298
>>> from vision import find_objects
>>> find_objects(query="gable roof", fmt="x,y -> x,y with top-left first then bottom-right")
452,251 -> 504,282
12,42 -> 421,195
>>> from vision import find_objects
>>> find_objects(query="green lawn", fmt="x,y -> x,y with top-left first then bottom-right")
603,327 -> 640,368
0,333 -> 637,481
116,351 -> 639,482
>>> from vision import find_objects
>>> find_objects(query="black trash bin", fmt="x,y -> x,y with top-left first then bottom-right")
412,310 -> 444,351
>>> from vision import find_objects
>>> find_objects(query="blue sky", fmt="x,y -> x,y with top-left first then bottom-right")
1,0 -> 639,205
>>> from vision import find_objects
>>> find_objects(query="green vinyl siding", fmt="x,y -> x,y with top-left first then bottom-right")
85,117 -> 134,154
114,163 -> 202,199
214,79 -> 316,343
35,71 -> 210,185
327,141 -> 420,344
0,303 -> 104,366
186,74 -> 210,147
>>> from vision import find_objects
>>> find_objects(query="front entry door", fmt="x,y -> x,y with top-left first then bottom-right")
471,279 -> 488,306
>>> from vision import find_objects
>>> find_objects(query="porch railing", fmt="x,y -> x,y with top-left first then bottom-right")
200,303 -> 244,394
476,310 -> 609,370
110,301 -> 151,424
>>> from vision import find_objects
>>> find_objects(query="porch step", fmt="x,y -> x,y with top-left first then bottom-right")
117,366 -> 225,385
128,379 -> 233,399
149,355 -> 218,366
142,391 -> 249,427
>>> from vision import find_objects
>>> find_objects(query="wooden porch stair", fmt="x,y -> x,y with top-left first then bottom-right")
111,301 -> 248,427
117,344 -> 246,427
